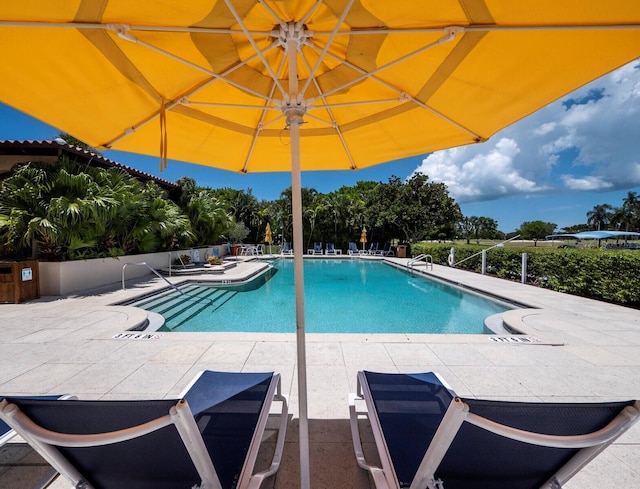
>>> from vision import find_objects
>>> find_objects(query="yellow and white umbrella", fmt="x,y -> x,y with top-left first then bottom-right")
264,222 -> 272,244
360,226 -> 367,252
1,3 -> 640,487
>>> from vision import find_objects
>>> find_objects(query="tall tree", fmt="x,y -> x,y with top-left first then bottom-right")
586,204 -> 614,230
370,173 -> 461,243
520,220 -> 557,245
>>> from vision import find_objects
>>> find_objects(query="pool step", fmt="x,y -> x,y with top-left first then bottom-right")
150,287 -> 224,320
136,285 -> 223,319
135,285 -> 208,313
163,289 -> 237,330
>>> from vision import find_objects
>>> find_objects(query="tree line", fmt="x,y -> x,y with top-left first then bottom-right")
0,158 -> 461,260
2,153 -> 638,261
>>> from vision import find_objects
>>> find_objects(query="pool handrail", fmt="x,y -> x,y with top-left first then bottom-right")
122,262 -> 184,295
407,254 -> 433,272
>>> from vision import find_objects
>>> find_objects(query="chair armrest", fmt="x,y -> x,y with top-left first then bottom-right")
247,392 -> 289,489
349,393 -> 390,489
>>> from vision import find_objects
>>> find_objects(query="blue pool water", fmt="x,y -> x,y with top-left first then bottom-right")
136,260 -> 511,334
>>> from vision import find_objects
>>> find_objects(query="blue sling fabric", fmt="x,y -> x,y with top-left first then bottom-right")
363,371 -> 454,488
435,398 -> 635,489
184,371 -> 273,489
0,395 -> 67,445
5,371 -> 274,489
363,371 -> 635,489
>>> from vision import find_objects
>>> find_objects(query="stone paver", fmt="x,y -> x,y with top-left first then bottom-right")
0,256 -> 638,488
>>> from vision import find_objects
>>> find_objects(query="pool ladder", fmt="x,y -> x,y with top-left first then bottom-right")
407,254 -> 433,273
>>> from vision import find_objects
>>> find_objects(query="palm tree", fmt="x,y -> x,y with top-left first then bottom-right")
621,191 -> 640,231
0,158 -> 197,260
586,204 -> 614,231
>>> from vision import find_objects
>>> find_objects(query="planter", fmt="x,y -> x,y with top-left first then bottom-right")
38,245 -> 229,296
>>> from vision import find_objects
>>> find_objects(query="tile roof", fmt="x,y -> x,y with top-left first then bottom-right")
0,140 -> 177,190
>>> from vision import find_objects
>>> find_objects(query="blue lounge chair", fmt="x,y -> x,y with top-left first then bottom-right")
281,241 -> 293,255
325,242 -> 341,255
310,242 -> 323,255
0,394 -> 76,489
350,370 -> 639,489
378,242 -> 394,256
0,394 -> 76,446
367,242 -> 379,255
348,242 -> 363,255
0,371 -> 288,489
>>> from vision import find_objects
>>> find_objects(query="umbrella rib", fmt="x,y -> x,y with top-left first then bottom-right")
255,0 -> 289,32
294,0 -> 324,31
299,0 -> 357,101
306,23 -> 640,36
112,25 -> 273,102
306,32 -> 483,141
309,97 -> 408,110
224,0 -> 287,100
305,28 -> 460,104
241,54 -> 288,173
103,27 -> 283,148
298,47 -> 358,170
2,20 -> 639,34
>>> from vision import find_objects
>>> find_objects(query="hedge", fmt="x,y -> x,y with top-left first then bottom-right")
410,243 -> 640,308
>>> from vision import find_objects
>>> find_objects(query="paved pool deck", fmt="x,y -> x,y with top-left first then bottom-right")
1,256 -> 638,488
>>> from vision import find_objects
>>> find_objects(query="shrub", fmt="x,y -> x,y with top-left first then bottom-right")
410,243 -> 640,308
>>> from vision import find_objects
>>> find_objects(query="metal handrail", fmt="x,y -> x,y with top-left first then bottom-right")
452,234 -> 521,267
407,254 -> 433,272
121,262 -> 183,295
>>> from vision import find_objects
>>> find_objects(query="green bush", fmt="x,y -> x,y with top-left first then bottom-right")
410,243 -> 640,308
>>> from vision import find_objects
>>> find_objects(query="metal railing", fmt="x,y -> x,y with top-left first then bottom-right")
121,262 -> 183,295
451,234 -> 521,268
407,254 -> 433,272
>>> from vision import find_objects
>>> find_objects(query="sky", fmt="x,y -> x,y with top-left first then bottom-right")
1,60 -> 639,233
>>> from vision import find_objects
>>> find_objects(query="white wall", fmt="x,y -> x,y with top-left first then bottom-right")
39,246 -> 227,296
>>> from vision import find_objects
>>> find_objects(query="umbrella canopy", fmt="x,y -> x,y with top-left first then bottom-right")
1,3 -> 639,171
1,4 -> 640,488
360,226 -> 367,250
264,222 -> 272,243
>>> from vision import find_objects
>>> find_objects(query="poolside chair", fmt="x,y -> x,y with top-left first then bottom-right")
348,242 -> 363,255
0,394 -> 76,446
349,370 -> 639,489
325,242 -> 341,255
281,241 -> 293,255
367,242 -> 379,255
0,394 -> 76,489
0,370 -> 288,489
378,242 -> 394,256
311,242 -> 323,255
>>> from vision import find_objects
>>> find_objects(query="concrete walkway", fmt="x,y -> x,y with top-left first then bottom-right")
1,257 -> 638,488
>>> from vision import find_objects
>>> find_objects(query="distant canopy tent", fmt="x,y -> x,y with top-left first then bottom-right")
547,231 -> 640,240
546,231 -> 640,246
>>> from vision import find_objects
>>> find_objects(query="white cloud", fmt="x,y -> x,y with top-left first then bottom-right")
561,175 -> 613,191
411,60 -> 640,203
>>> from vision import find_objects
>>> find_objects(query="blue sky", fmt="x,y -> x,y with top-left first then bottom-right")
1,60 -> 639,233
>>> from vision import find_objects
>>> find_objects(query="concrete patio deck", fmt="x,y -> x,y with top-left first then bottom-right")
1,256 -> 638,488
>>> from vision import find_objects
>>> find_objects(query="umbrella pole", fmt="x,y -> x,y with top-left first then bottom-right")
291,122 -> 310,489
286,34 -> 311,489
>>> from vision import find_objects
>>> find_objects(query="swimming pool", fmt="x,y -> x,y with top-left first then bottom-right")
132,259 -> 512,334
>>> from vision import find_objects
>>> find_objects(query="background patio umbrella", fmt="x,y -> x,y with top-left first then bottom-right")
1,3 -> 639,488
264,222 -> 272,245
360,226 -> 367,252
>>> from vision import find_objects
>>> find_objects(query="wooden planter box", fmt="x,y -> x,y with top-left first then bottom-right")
0,260 -> 40,303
